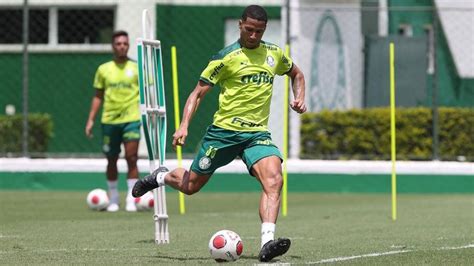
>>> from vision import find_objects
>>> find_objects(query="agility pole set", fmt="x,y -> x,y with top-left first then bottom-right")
137,9 -> 169,244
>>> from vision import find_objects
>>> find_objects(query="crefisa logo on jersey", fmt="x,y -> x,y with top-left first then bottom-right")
209,62 -> 224,81
266,56 -> 275,67
241,71 -> 274,85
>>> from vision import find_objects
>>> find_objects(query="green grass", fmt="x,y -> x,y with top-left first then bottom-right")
0,191 -> 472,265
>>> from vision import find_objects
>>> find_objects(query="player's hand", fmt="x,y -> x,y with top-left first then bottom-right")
172,127 -> 188,149
290,99 -> 307,114
85,120 -> 94,138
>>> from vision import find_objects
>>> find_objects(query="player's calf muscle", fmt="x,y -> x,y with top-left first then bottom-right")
166,169 -> 195,195
169,170 -> 210,195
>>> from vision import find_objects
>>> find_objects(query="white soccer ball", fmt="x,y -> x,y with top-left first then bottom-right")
86,188 -> 109,211
134,191 -> 154,211
209,230 -> 243,262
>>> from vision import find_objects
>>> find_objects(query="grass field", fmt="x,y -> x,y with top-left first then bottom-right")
0,191 -> 472,265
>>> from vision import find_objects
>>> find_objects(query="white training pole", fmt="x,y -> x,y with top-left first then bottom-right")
138,9 -> 169,244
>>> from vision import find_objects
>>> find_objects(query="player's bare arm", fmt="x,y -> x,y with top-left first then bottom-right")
287,64 -> 306,114
172,80 -> 212,148
85,89 -> 104,138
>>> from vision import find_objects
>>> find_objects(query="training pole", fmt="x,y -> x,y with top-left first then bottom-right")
171,46 -> 186,215
282,44 -> 290,217
389,42 -> 397,221
138,9 -> 169,244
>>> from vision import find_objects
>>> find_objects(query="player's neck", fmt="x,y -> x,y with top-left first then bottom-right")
239,39 -> 261,50
114,57 -> 128,64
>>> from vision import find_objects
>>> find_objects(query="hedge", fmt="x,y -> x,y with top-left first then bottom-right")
0,113 -> 53,155
301,107 -> 474,161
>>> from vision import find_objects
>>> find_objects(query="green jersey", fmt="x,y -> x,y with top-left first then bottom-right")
93,60 -> 140,124
200,40 -> 293,132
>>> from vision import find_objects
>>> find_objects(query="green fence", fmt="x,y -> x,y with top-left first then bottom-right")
0,2 -> 472,159
0,53 -> 110,155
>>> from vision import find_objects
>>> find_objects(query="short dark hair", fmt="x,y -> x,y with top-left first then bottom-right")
241,5 -> 268,23
112,30 -> 128,43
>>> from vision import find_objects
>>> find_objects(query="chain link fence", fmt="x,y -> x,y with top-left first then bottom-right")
0,0 -> 472,160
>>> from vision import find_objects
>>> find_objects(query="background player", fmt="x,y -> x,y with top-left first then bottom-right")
85,30 -> 141,212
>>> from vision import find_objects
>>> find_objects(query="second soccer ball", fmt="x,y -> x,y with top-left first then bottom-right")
134,191 -> 154,211
86,188 -> 109,211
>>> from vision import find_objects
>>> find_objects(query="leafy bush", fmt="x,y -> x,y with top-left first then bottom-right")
301,107 -> 473,161
438,108 -> 474,160
0,113 -> 53,154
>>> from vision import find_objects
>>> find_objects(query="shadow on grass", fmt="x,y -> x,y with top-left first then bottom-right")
136,239 -> 155,244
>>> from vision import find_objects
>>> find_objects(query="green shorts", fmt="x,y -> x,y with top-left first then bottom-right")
101,121 -> 141,157
190,125 -> 282,176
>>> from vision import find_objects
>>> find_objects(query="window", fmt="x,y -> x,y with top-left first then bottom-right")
58,9 -> 114,44
0,8 -> 49,44
0,7 -> 114,46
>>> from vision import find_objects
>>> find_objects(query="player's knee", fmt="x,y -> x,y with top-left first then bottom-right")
263,171 -> 283,191
125,153 -> 138,164
107,155 -> 119,165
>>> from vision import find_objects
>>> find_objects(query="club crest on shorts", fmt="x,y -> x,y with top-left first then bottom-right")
199,156 -> 212,170
266,56 -> 275,67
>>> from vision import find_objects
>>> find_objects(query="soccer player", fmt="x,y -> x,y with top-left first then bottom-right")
133,5 -> 306,261
85,30 -> 141,212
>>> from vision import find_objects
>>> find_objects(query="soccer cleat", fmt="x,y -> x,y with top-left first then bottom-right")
258,238 -> 291,262
125,197 -> 137,212
106,203 -> 119,212
132,166 -> 168,198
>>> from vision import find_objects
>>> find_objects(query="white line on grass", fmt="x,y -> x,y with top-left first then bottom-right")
309,244 -> 474,264
309,250 -> 412,264
0,234 -> 20,238
437,243 -> 474,250
0,247 -> 143,254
